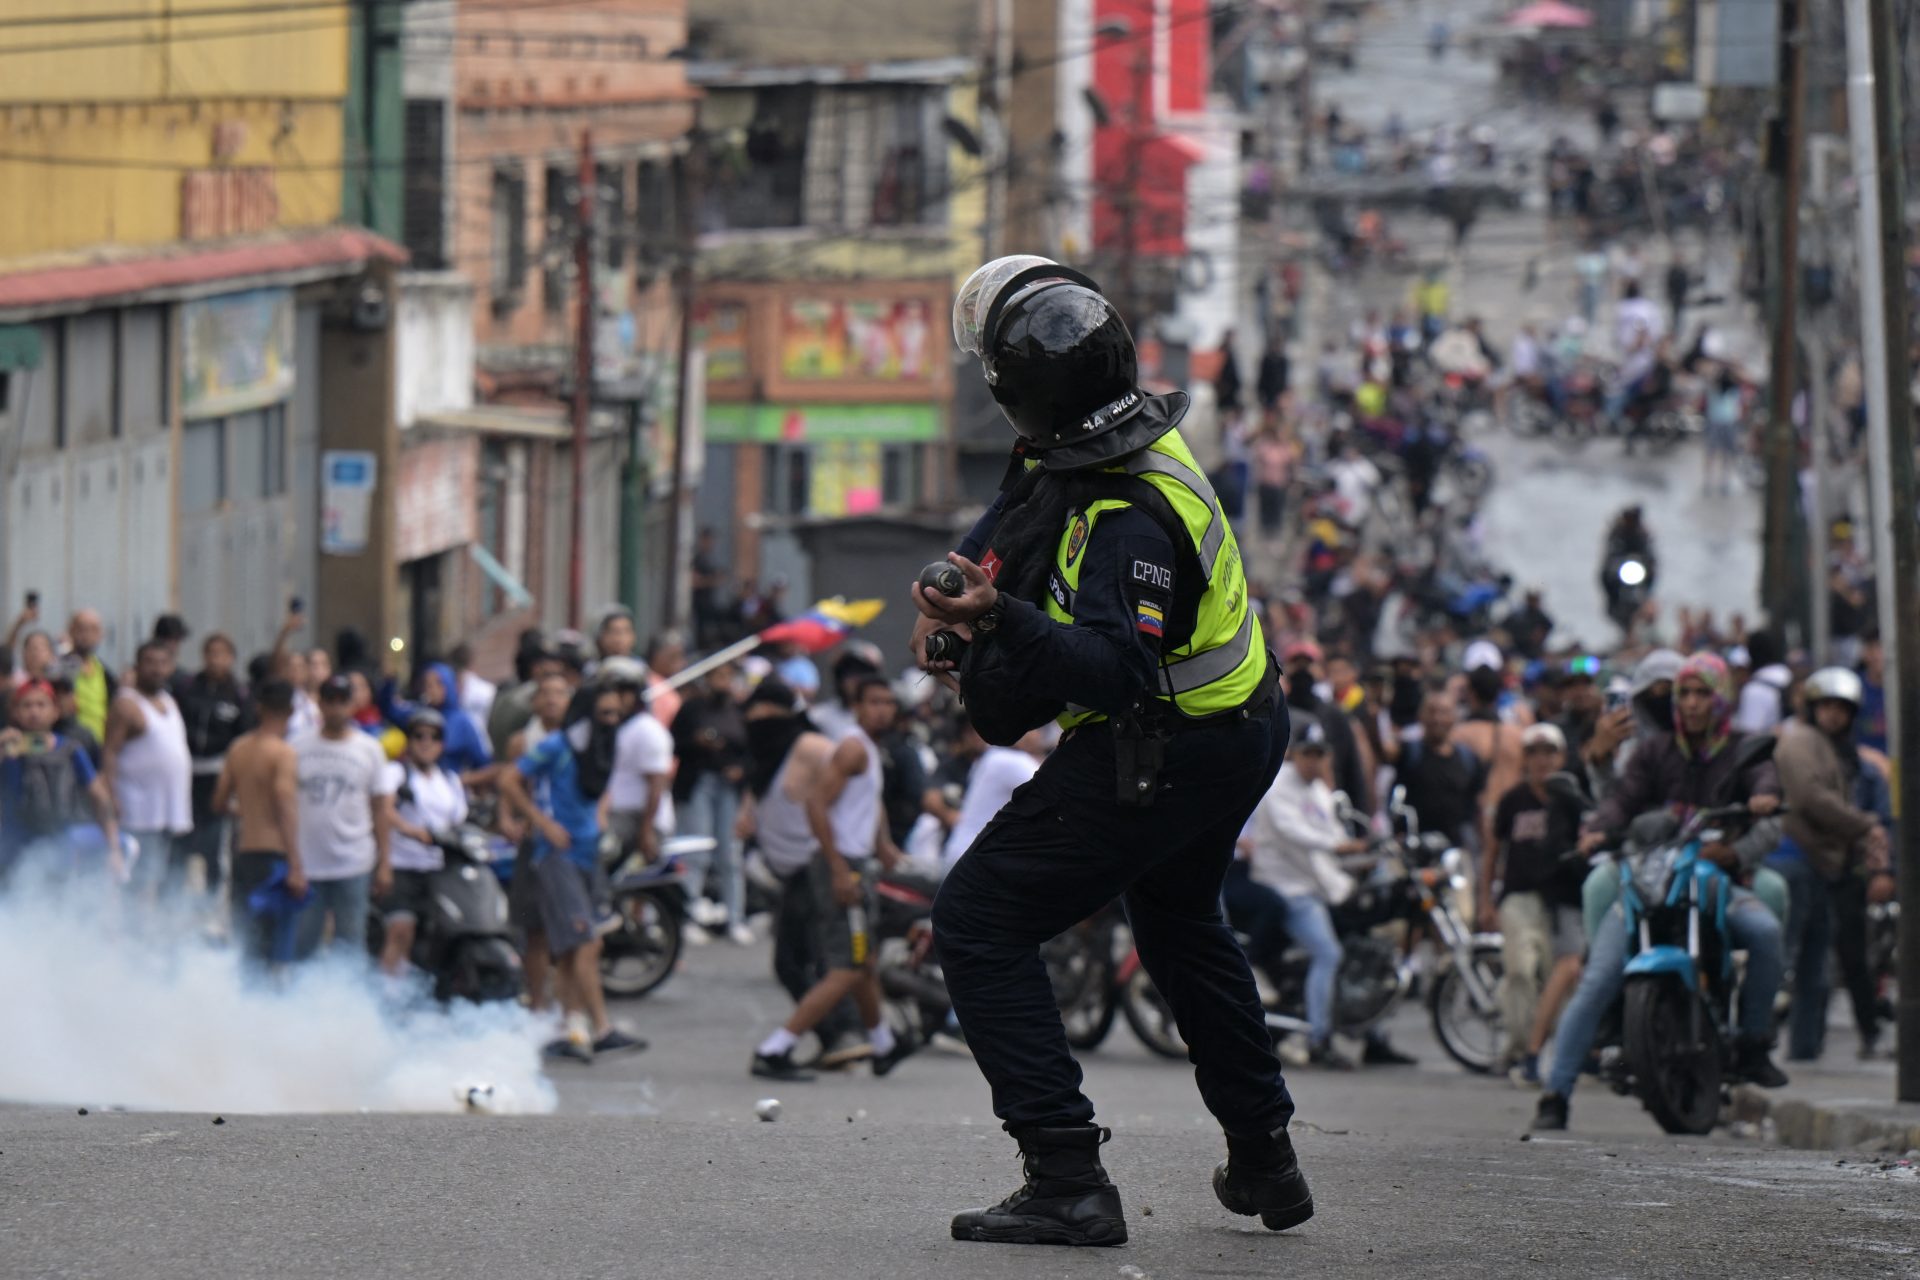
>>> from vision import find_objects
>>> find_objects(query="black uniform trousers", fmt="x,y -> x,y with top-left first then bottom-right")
932,701 -> 1294,1136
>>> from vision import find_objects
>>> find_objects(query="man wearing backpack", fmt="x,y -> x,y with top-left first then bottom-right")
0,679 -> 122,886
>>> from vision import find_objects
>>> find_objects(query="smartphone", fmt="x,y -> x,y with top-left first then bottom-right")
24,590 -> 37,609
289,595 -> 305,615
1605,688 -> 1629,713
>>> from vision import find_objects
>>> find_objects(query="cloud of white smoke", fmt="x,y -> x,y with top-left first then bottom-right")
0,882 -> 557,1115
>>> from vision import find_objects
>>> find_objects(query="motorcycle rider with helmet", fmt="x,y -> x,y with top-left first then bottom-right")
1769,667 -> 1896,1061
1598,506 -> 1657,627
1533,653 -> 1787,1131
916,256 -> 1310,1246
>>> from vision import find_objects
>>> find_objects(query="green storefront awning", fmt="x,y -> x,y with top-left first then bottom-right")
705,402 -> 941,444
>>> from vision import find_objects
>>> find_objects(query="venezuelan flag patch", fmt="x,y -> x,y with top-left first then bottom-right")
1135,600 -> 1165,637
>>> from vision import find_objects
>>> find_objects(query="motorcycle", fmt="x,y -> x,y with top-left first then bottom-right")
874,864 -> 952,1046
1603,550 -> 1655,633
365,825 -> 524,1004
598,833 -> 715,999
1550,739 -> 1785,1134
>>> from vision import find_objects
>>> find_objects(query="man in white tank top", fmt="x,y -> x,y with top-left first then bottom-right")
102,641 -> 194,902
750,675 -> 914,1081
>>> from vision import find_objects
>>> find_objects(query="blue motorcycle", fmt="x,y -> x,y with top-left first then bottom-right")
1558,738 -> 1782,1134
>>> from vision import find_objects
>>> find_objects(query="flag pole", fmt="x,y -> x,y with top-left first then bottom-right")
645,634 -> 765,700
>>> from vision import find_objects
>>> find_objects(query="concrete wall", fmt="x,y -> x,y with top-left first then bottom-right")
395,271 -> 477,428
314,263 -> 400,657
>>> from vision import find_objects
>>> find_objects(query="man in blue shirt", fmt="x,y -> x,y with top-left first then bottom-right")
0,679 -> 122,886
498,683 -> 643,1063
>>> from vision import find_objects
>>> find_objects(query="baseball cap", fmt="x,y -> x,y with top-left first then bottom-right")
1522,723 -> 1567,753
1282,640 -> 1324,665
1289,711 -> 1329,754
319,674 -> 354,702
1463,639 -> 1503,673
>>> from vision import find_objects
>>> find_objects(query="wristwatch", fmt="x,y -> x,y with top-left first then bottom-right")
972,592 -> 1007,634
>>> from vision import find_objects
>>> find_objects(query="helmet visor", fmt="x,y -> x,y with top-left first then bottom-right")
952,255 -> 1060,358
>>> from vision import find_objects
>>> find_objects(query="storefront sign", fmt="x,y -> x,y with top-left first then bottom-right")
321,450 -> 378,556
779,297 -> 935,383
704,402 -> 940,444
395,436 -> 478,562
182,288 -> 294,419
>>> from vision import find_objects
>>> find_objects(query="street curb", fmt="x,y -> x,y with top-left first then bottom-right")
1731,1084 -> 1920,1155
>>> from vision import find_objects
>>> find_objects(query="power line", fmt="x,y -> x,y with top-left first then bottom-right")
0,0 -> 1224,175
0,0 -> 526,33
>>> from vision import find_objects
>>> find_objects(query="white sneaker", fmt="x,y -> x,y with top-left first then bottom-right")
728,923 -> 755,946
691,899 -> 726,928
682,922 -> 711,947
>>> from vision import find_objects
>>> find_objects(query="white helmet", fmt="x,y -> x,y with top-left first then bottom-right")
1802,666 -> 1864,711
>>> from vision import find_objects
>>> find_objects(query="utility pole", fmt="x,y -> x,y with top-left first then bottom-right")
1845,0 -> 1920,1105
1762,0 -> 1805,627
568,127 -> 594,630
664,133 -> 704,631
1805,320 -> 1830,663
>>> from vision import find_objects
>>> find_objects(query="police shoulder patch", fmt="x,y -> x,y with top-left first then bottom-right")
1064,511 -> 1090,567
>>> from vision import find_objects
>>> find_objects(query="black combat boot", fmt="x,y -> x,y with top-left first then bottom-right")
1212,1125 -> 1314,1231
950,1125 -> 1128,1246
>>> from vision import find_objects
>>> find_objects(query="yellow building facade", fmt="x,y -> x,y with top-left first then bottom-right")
0,0 -> 401,674
0,0 -> 349,260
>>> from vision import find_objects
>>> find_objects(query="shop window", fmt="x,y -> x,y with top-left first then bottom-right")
882,443 -> 918,507
598,162 -> 625,271
180,419 -> 224,513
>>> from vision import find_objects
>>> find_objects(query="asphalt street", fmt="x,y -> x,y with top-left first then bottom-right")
1308,0 -> 1768,646
4,933 -> 1915,1280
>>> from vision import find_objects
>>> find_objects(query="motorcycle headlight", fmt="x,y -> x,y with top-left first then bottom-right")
1617,559 -> 1648,587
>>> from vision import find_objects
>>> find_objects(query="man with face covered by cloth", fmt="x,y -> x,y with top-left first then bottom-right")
912,256 -> 1308,1248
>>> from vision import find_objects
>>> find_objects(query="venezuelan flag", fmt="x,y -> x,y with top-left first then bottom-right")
758,597 -> 887,653
1135,600 -> 1165,638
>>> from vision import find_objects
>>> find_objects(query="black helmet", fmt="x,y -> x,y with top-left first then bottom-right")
953,255 -> 1186,470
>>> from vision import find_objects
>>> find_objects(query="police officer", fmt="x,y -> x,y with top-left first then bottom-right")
914,257 -> 1312,1247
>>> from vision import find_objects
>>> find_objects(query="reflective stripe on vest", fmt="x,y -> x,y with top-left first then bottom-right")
1164,607 -> 1256,694
1123,447 -> 1227,569
1045,430 -> 1266,723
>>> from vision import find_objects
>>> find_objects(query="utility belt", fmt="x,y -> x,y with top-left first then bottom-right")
1088,652 -> 1280,809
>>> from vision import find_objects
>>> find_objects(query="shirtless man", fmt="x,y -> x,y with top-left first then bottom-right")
213,679 -> 303,964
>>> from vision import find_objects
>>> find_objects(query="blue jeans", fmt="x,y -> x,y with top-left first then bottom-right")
1547,890 -> 1783,1098
1282,894 -> 1344,1045
292,872 -> 372,962
680,771 -> 744,925
1221,860 -> 1290,980
1766,849 -> 1832,1060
